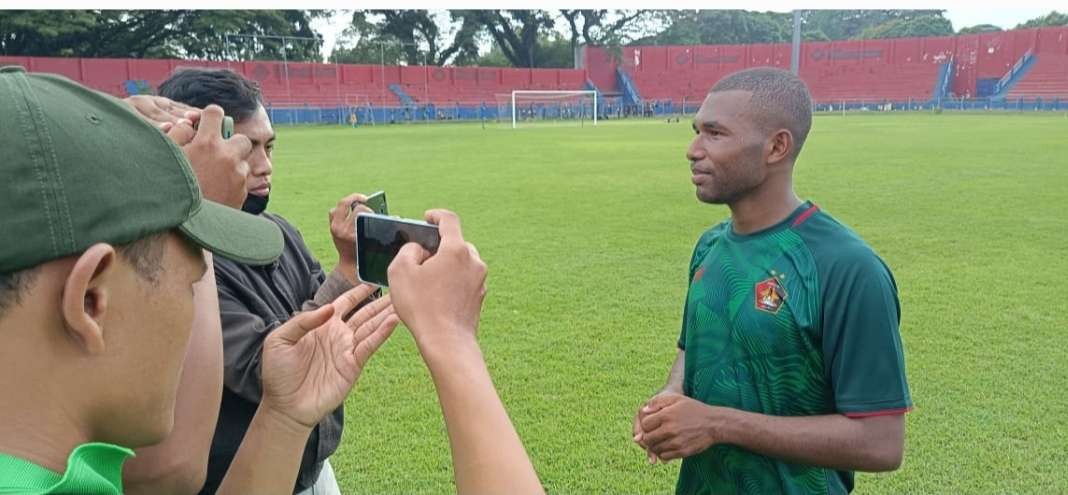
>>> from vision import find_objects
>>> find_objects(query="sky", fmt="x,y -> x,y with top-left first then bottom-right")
311,8 -> 1062,61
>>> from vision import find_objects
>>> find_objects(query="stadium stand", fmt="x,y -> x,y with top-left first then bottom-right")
1,25 -> 1065,121
1006,53 -> 1068,100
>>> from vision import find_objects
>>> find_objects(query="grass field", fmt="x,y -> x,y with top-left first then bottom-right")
266,113 -> 1068,494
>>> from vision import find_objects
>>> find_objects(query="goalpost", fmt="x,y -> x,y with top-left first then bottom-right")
509,90 -> 598,129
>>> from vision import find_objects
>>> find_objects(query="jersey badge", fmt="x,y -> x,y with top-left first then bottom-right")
755,277 -> 787,314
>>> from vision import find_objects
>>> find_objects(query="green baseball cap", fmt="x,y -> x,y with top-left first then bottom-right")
0,66 -> 283,273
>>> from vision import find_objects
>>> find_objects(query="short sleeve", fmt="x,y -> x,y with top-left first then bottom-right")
821,253 -> 912,417
678,229 -> 718,350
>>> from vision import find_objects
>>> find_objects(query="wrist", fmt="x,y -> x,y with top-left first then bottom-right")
707,406 -> 739,445
333,262 -> 358,284
258,401 -> 316,439
415,327 -> 482,370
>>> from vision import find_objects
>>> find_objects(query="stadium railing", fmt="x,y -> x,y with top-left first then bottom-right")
259,94 -> 1068,126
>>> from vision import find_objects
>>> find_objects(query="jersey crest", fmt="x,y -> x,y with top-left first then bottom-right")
755,277 -> 787,314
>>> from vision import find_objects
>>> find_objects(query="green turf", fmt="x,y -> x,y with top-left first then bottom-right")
266,113 -> 1068,493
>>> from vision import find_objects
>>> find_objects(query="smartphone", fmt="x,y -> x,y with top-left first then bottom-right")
193,115 -> 233,139
352,190 -> 388,215
221,116 -> 233,139
356,213 -> 440,287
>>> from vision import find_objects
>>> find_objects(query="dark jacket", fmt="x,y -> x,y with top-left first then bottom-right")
200,213 -> 354,494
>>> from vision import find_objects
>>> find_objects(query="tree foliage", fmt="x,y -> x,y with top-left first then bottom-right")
0,10 -> 326,60
1015,11 -> 1068,29
858,15 -> 953,39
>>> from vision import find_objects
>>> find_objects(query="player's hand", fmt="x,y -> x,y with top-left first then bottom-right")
639,393 -> 724,462
387,209 -> 488,356
329,193 -> 369,273
124,95 -> 199,127
165,105 -> 252,209
260,284 -> 398,429
633,389 -> 681,463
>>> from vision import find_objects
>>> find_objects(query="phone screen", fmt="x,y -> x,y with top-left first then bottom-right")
356,213 -> 440,287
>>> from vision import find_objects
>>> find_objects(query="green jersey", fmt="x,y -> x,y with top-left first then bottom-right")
0,442 -> 131,494
676,202 -> 911,495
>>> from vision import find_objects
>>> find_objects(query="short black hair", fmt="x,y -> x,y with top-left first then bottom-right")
158,68 -> 263,122
711,67 -> 813,160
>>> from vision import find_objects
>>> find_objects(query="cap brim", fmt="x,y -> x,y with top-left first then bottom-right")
178,200 -> 283,265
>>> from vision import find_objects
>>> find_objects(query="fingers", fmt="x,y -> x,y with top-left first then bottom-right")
270,305 -> 334,345
640,408 -> 666,434
337,193 -> 367,212
644,392 -> 683,413
353,314 -> 400,366
656,449 -> 686,462
194,105 -> 225,142
165,119 -> 197,147
352,299 -> 395,340
641,422 -> 673,451
391,242 -> 432,269
332,284 -> 380,319
424,209 -> 463,245
126,95 -> 197,126
226,132 -> 253,159
345,293 -> 393,331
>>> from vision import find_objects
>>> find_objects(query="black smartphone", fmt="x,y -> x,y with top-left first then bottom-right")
353,190 -> 388,215
356,213 -> 440,287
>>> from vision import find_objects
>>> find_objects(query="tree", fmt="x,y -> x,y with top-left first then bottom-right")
801,10 -> 945,41
467,10 -> 557,68
1015,11 -> 1068,29
958,24 -> 1003,35
0,10 -> 327,60
858,15 -> 953,39
340,10 -> 480,66
559,10 -> 650,58
639,10 -> 790,45
631,10 -> 953,46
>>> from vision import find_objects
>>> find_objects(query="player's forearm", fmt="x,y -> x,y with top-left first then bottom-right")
215,405 -> 312,495
422,337 -> 544,495
716,408 -> 904,472
125,253 -> 222,494
662,349 -> 685,394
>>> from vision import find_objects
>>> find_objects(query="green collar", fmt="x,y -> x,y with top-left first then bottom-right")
0,442 -> 133,494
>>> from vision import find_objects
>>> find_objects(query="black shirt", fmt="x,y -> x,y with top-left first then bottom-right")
200,213 -> 353,494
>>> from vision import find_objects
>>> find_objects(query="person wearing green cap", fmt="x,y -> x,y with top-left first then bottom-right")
0,67 -> 400,494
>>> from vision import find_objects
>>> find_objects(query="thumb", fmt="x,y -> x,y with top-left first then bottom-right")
643,392 -> 683,414
271,305 -> 335,345
388,242 -> 432,281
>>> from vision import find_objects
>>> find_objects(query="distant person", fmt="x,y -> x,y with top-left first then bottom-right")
156,67 -> 377,495
633,67 -> 911,494
0,67 -> 397,494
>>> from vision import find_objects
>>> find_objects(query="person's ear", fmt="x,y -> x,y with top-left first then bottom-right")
61,244 -> 118,355
765,129 -> 794,166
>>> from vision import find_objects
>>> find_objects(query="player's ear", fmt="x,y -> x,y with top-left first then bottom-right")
765,129 -> 793,166
61,244 -> 117,355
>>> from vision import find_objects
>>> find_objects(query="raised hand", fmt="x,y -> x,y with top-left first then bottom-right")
260,284 -> 398,429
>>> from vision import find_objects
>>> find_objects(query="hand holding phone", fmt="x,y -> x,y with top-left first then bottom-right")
356,213 -> 440,287
352,190 -> 388,215
385,209 -> 488,353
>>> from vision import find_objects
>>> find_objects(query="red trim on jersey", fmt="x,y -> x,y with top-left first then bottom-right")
843,407 -> 912,419
791,204 -> 820,227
